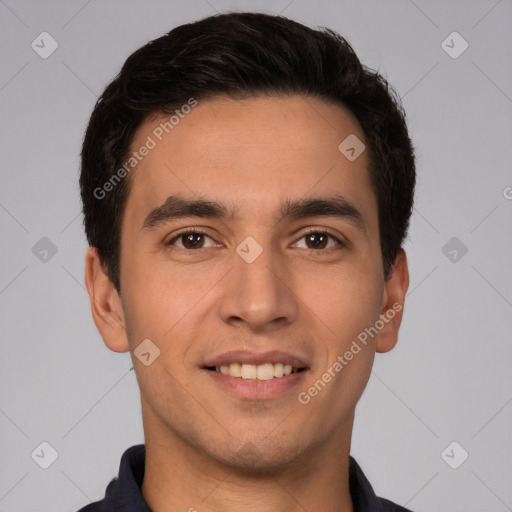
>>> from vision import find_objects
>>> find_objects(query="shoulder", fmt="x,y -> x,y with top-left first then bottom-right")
73,444 -> 147,512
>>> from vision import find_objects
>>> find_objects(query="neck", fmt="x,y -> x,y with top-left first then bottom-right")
141,421 -> 354,512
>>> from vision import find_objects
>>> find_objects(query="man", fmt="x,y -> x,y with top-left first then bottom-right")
78,11 -> 415,512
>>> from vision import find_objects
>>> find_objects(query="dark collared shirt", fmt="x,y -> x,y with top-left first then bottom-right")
76,444 -> 413,512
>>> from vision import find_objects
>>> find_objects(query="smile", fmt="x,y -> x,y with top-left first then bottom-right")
208,362 -> 306,380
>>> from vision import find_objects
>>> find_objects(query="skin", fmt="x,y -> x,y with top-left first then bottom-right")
85,95 -> 409,512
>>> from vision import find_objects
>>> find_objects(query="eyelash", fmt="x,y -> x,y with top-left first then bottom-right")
166,227 -> 346,252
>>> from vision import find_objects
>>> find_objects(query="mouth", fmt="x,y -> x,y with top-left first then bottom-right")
204,362 -> 307,380
201,350 -> 310,400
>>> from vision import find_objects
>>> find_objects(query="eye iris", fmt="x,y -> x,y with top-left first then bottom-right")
183,233 -> 203,249
306,232 -> 327,249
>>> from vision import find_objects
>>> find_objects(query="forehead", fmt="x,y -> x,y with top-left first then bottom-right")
123,95 -> 376,227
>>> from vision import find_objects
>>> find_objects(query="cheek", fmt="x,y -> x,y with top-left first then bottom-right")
300,265 -> 384,344
318,267 -> 382,402
121,270 -> 198,405
301,275 -> 380,418
120,254 -> 216,356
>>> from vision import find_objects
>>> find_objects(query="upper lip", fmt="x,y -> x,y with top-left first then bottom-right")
203,350 -> 309,369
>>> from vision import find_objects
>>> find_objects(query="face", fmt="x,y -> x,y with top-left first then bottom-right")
88,95 -> 408,470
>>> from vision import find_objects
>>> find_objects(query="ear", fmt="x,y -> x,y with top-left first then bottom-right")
84,246 -> 130,353
376,249 -> 409,354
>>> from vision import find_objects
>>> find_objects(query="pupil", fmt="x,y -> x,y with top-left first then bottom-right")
308,233 -> 326,249
185,233 -> 202,248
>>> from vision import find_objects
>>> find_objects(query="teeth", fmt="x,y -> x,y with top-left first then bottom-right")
229,362 -> 242,377
214,362 -> 303,380
256,363 -> 274,380
241,364 -> 257,379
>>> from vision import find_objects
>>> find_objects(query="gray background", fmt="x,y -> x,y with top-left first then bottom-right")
1,0 -> 511,511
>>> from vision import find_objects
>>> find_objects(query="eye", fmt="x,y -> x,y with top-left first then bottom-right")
293,229 -> 345,250
167,229 -> 218,250
166,228 -> 345,252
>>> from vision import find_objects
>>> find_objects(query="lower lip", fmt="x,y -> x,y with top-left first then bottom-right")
204,369 -> 308,400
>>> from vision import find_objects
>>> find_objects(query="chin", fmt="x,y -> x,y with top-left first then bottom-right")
206,433 -> 311,473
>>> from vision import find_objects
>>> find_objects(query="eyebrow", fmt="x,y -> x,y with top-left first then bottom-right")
141,194 -> 365,232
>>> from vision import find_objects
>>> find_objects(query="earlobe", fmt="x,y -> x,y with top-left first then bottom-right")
376,249 -> 409,354
84,246 -> 131,353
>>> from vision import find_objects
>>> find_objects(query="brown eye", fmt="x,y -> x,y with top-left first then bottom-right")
167,230 -> 216,250
305,232 -> 329,249
293,230 -> 343,250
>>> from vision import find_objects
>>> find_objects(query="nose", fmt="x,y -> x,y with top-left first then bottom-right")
217,242 -> 299,333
